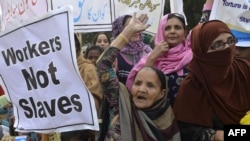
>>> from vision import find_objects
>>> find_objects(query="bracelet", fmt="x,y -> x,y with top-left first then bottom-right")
118,34 -> 129,44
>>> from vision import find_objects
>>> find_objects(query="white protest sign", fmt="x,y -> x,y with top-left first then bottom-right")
113,0 -> 165,35
0,6 -> 98,133
170,0 -> 188,25
0,0 -> 48,31
210,0 -> 250,47
1,0 -> 166,34
49,0 -> 112,32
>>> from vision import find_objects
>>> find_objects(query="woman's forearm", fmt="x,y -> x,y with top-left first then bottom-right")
110,26 -> 134,50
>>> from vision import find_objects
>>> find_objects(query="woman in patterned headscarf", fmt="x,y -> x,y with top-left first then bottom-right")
112,15 -> 152,85
173,20 -> 250,141
97,13 -> 180,141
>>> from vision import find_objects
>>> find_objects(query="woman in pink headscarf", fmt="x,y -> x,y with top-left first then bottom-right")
126,0 -> 213,106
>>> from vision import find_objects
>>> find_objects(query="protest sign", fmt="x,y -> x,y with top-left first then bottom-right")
170,0 -> 187,25
1,0 -> 166,34
0,0 -> 48,31
0,6 -> 99,133
49,0 -> 112,32
113,0 -> 165,35
210,0 -> 250,47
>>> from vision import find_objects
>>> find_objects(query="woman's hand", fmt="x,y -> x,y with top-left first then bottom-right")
214,130 -> 224,141
146,41 -> 169,66
206,0 -> 214,4
125,13 -> 150,35
111,13 -> 150,50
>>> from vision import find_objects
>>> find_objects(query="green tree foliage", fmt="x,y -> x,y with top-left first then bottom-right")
183,0 -> 206,31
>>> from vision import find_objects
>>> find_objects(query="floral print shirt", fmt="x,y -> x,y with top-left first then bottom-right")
97,47 -> 121,141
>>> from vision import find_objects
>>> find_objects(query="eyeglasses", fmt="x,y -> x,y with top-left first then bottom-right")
168,13 -> 186,27
210,36 -> 238,50
169,13 -> 185,20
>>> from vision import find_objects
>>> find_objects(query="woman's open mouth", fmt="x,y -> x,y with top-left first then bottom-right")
136,95 -> 147,102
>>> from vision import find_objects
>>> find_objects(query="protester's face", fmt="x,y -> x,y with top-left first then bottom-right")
164,17 -> 186,47
95,34 -> 110,50
207,33 -> 236,53
131,68 -> 165,109
124,17 -> 140,42
86,50 -> 101,64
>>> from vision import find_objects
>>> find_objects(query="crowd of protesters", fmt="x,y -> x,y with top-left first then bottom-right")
1,0 -> 250,141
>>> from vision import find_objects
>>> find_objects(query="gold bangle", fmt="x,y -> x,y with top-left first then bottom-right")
118,34 -> 129,44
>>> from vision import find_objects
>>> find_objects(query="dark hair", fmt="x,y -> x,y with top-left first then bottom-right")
92,32 -> 111,45
168,13 -> 186,30
137,66 -> 167,90
74,33 -> 81,54
85,45 -> 104,58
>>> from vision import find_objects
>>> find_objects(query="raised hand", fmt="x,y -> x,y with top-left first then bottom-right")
126,13 -> 150,34
111,13 -> 150,50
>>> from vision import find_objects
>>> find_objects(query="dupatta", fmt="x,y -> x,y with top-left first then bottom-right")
119,83 -> 180,141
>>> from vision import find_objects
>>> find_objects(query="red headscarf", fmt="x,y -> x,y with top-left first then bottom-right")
0,85 -> 4,96
174,20 -> 250,127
